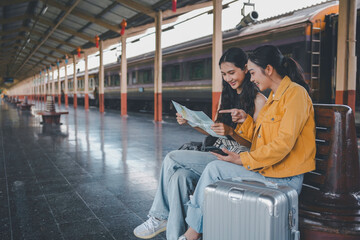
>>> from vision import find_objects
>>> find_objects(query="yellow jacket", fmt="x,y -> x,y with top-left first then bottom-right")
235,76 -> 316,178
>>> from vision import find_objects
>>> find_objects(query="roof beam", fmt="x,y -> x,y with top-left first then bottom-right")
37,17 -> 95,43
17,27 -> 79,49
41,45 -> 69,56
114,0 -> 156,18
0,0 -> 31,7
35,50 -> 58,60
14,0 -> 82,76
0,26 -> 28,36
162,1 -> 213,18
44,0 -> 121,33
0,14 -> 29,24
0,35 -> 24,44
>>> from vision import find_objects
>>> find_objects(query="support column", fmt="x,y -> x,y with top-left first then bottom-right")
121,35 -> 127,116
84,53 -> 89,110
73,55 -> 78,109
52,68 -> 55,101
37,75 -> 40,102
212,0 -> 223,120
154,11 -> 162,122
99,40 -> 105,113
57,65 -> 61,106
45,69 -> 48,102
65,62 -> 69,107
335,0 -> 357,111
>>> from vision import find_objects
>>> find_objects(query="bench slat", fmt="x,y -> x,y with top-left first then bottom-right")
316,144 -> 331,156
303,171 -> 326,187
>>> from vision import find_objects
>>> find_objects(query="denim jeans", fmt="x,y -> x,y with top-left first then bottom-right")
149,150 -> 217,240
148,150 -> 304,239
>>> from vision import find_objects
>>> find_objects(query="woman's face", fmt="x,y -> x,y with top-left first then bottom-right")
220,62 -> 247,93
247,60 -> 271,91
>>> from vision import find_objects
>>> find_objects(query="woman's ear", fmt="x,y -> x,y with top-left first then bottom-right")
244,64 -> 248,73
265,64 -> 273,76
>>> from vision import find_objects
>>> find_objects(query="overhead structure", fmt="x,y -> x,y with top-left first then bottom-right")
335,0 -> 357,111
0,0 -> 214,87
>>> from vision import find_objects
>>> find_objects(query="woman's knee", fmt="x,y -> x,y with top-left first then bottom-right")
169,169 -> 198,190
201,160 -> 227,181
163,150 -> 182,168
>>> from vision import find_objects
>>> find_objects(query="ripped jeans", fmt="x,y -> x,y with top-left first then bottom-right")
148,150 -> 304,240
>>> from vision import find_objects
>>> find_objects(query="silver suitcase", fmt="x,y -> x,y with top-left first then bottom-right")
203,177 -> 300,240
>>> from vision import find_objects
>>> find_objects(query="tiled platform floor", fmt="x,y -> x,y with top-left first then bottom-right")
0,99 -> 204,240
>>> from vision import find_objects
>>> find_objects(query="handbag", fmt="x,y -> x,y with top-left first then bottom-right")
212,138 -> 249,154
178,135 -> 248,154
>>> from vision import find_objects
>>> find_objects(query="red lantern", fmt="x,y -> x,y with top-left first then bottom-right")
120,19 -> 127,36
95,35 -> 100,48
172,0 -> 177,12
77,47 -> 81,57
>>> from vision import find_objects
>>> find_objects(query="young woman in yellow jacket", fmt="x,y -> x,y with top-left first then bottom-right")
181,45 -> 316,240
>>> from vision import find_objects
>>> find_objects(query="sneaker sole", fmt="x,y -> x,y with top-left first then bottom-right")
133,226 -> 166,239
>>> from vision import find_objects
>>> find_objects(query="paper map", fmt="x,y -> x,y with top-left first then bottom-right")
172,100 -> 226,139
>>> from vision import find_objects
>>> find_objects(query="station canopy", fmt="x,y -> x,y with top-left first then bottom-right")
0,0 -> 212,86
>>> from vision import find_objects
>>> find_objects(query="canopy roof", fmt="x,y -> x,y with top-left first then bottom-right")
0,0 -> 211,85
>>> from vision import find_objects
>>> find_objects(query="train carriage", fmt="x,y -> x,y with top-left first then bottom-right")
61,1 -> 359,122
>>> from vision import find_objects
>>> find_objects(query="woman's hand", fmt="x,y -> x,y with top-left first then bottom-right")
218,109 -> 248,123
176,113 -> 188,125
210,148 -> 243,165
211,123 -> 233,136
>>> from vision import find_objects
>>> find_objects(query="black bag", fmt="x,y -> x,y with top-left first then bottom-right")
178,136 -> 218,151
178,141 -> 203,151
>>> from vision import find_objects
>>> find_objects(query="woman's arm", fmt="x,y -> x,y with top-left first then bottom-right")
241,87 -> 312,170
211,122 -> 251,148
176,113 -> 209,135
253,92 -> 267,121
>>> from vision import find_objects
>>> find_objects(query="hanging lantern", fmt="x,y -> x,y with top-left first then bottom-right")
172,0 -> 177,12
49,65 -> 52,71
95,35 -> 100,48
120,19 -> 127,36
56,59 -> 60,67
77,47 -> 81,57
65,54 -> 68,64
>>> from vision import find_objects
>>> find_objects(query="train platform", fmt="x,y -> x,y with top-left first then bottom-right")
1,99 -> 360,240
0,99 -> 205,240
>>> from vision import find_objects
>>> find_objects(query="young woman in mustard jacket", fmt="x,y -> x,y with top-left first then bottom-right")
180,45 -> 316,240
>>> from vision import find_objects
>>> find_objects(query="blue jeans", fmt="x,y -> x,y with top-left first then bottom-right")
149,150 -> 304,240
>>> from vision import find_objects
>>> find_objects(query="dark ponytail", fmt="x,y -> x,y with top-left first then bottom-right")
248,45 -> 310,93
217,48 -> 258,128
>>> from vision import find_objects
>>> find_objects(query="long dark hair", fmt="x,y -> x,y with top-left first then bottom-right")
248,45 -> 310,93
217,47 -> 258,128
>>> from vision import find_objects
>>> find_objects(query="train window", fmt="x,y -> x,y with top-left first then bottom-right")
111,74 -> 120,86
89,78 -> 94,88
138,69 -> 153,84
131,72 -> 137,84
163,64 -> 180,82
190,60 -> 205,80
104,77 -> 109,87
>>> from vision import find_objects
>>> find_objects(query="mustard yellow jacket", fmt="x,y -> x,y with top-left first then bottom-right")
235,76 -> 316,178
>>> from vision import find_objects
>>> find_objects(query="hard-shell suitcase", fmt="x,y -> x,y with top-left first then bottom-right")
203,177 -> 300,240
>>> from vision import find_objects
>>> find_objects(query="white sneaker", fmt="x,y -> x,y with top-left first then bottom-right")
134,216 -> 167,239
178,235 -> 202,240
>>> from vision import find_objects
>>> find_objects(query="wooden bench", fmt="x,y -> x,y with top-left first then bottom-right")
37,96 -> 68,124
299,104 -> 360,239
203,104 -> 360,239
18,97 -> 34,111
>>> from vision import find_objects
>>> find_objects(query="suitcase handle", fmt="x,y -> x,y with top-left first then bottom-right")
232,177 -> 278,189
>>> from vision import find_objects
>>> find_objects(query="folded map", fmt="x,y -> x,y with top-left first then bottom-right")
172,100 -> 226,139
